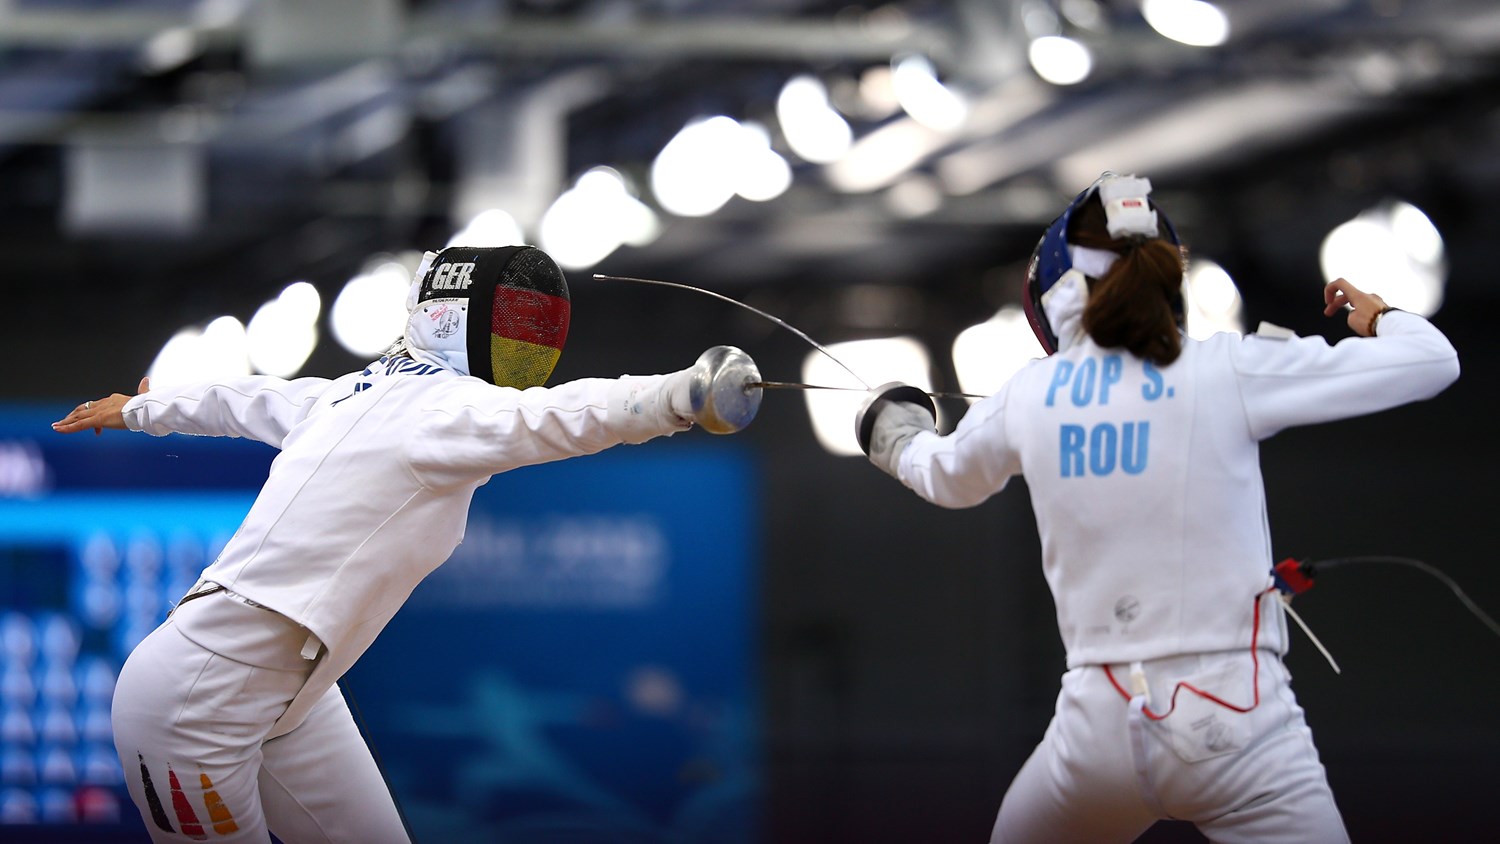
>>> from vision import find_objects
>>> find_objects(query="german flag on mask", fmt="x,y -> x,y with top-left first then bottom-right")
416,245 -> 570,389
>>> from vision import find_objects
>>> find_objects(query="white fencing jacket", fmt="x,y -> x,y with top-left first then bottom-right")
123,355 -> 690,737
895,310 -> 1459,667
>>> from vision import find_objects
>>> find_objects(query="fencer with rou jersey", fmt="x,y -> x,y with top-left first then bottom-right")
111,359 -> 694,843
882,304 -> 1459,842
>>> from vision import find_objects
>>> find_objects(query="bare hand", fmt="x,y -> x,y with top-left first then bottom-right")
1323,278 -> 1390,338
52,377 -> 150,436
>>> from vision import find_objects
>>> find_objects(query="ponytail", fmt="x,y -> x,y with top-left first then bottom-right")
1082,240 -> 1184,366
1069,197 -> 1185,367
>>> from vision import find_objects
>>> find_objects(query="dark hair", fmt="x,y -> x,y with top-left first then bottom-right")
1068,197 -> 1185,366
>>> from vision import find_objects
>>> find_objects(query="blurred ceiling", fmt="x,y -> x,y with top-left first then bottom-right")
3,0 -> 1498,394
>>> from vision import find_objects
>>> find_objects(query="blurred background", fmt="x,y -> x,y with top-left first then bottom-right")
1,0 -> 1497,841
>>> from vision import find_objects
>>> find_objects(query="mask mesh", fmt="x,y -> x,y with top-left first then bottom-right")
485,247 -> 570,389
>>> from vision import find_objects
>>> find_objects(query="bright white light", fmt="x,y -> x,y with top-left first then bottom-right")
331,261 -> 412,357
141,27 -> 197,73
857,64 -> 901,119
651,116 -> 744,217
278,280 -> 321,323
541,166 -> 661,269
892,55 -> 968,132
147,329 -> 203,389
447,208 -> 525,248
247,282 -> 321,377
650,118 -> 789,216
776,76 -> 853,164
147,316 -> 251,389
1141,0 -> 1230,48
1319,201 -> 1445,317
827,120 -> 936,194
1028,36 -> 1093,86
195,316 -> 249,381
734,123 -> 793,203
803,337 -> 933,456
1389,201 -> 1443,266
952,306 -> 1042,401
1184,259 -> 1244,339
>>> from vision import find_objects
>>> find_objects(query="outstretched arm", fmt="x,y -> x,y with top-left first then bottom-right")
408,346 -> 761,488
56,373 -> 333,447
1235,277 -> 1459,438
52,377 -> 151,436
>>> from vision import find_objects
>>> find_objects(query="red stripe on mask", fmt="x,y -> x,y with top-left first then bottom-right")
491,288 -> 570,350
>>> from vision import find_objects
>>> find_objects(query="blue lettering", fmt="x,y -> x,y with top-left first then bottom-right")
1071,358 -> 1097,407
1089,423 -> 1117,475
1100,355 -> 1122,405
1122,421 -> 1149,475
1060,424 -> 1085,477
1046,361 -> 1075,407
1142,360 -> 1164,401
1059,421 -> 1151,478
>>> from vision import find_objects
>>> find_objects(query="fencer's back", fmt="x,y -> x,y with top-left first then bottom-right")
980,313 -> 1456,666
1007,332 -> 1281,667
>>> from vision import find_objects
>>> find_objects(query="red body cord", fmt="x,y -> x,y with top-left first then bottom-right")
1102,588 -> 1274,721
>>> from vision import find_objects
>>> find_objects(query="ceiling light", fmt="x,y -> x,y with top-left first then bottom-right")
826,120 -> 936,194
856,64 -> 901,119
247,282 -> 321,378
1319,201 -> 1445,316
1028,36 -> 1093,86
776,76 -> 853,164
952,306 -> 1041,401
141,27 -> 199,74
891,55 -> 967,132
148,317 -> 251,389
1141,0 -> 1230,48
1184,259 -> 1244,339
448,208 -> 525,248
330,261 -> 411,358
651,116 -> 744,217
541,167 -> 660,269
733,122 -> 792,203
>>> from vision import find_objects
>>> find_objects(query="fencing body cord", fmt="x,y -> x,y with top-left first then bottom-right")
1106,555 -> 1498,719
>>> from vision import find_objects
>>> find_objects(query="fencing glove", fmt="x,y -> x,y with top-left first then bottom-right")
856,382 -> 937,479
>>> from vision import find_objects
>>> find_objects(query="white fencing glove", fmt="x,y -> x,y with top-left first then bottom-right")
607,372 -> 694,444
856,382 -> 937,478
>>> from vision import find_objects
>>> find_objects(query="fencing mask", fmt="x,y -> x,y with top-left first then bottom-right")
403,245 -> 570,388
1023,173 -> 1180,355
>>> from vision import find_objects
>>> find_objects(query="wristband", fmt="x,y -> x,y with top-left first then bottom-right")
1369,305 -> 1394,335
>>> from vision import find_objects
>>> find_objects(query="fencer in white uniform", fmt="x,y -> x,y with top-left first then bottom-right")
857,175 -> 1460,844
52,245 -> 763,843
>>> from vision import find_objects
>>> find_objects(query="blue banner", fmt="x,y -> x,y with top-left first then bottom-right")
348,444 -> 761,844
0,407 -> 761,843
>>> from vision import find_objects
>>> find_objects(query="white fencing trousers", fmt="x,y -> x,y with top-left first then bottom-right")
110,592 -> 410,843
991,650 -> 1349,844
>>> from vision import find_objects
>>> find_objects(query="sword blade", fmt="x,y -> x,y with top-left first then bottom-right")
592,273 -> 872,389
749,381 -> 986,401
